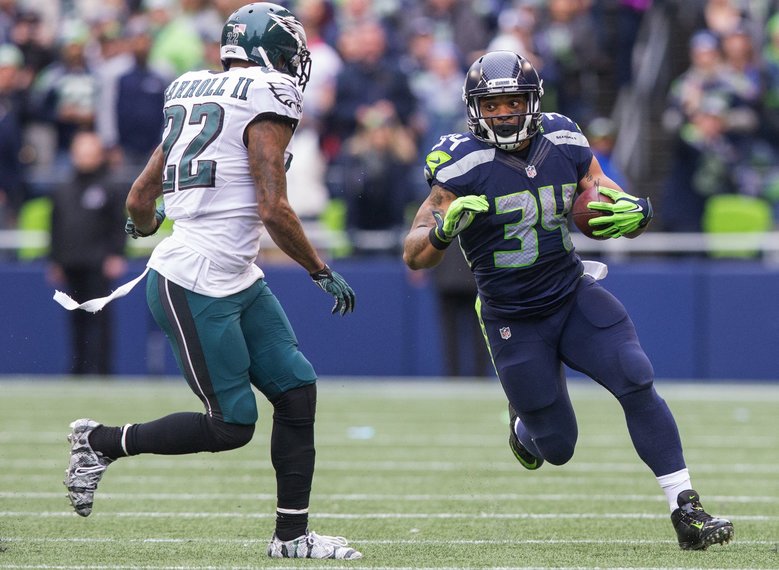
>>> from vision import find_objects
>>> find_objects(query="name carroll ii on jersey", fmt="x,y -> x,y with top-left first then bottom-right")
164,69 -> 302,111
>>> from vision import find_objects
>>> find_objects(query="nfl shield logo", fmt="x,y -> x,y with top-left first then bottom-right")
499,326 -> 512,340
525,165 -> 537,178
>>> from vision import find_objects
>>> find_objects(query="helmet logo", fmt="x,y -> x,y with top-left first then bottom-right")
268,13 -> 307,46
487,78 -> 518,89
225,22 -> 246,45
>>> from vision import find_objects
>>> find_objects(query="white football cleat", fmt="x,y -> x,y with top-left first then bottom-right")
267,530 -> 362,559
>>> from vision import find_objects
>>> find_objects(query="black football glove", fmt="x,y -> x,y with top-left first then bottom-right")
310,265 -> 356,316
125,204 -> 166,239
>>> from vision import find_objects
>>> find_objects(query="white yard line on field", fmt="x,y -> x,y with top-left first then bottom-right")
0,511 -> 775,521
1,537 -> 774,546
0,491 -> 776,504
0,560 -> 768,570
5,459 -> 779,473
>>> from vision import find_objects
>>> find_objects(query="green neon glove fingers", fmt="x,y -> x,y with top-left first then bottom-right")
586,187 -> 653,239
441,194 -> 489,239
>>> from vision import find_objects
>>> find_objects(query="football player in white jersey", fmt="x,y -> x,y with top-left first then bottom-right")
63,3 -> 361,560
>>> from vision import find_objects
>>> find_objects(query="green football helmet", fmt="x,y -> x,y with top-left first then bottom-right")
220,2 -> 312,91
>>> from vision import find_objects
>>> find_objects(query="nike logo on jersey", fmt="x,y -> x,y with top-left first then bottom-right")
425,150 -> 452,176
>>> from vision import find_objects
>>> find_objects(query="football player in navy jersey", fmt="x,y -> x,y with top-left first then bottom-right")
403,50 -> 733,551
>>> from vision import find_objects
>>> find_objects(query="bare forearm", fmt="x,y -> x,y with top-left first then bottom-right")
403,226 -> 445,270
249,120 -> 324,274
126,145 -> 164,234
403,185 -> 453,270
263,206 -> 324,273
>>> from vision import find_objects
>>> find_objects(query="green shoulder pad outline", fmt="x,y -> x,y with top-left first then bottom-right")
425,150 -> 452,176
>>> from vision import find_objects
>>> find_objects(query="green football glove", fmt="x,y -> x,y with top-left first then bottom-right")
125,204 -> 166,239
311,264 -> 356,316
429,194 -> 489,249
587,187 -> 653,239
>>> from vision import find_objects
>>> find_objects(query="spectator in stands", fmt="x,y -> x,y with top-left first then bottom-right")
286,0 -> 344,222
409,41 -> 466,198
29,21 -> 99,173
325,19 -> 416,145
487,6 -> 540,67
719,25 -> 762,139
330,100 -> 417,254
703,0 -> 745,39
295,0 -> 338,51
0,43 -> 25,225
762,12 -> 779,147
660,95 -> 739,231
8,10 -> 54,89
48,131 -> 128,375
0,0 -> 16,44
663,30 -> 728,133
400,0 -> 491,68
533,0 -> 603,123
90,12 -> 136,171
586,116 -> 629,191
146,0 -> 216,77
114,16 -> 168,169
296,0 -> 343,129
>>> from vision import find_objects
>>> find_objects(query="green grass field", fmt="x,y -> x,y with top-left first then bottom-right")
0,377 -> 777,569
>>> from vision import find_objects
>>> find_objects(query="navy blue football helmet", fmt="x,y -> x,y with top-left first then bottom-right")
463,51 -> 544,150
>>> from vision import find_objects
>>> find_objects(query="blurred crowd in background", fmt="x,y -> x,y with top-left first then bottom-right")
1,0 -> 779,258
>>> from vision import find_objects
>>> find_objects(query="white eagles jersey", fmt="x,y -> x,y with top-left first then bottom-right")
147,65 -> 303,297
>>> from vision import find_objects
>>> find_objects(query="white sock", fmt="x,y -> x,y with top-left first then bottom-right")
657,468 -> 692,512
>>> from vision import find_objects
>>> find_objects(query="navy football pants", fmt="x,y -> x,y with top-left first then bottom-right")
478,275 -> 686,476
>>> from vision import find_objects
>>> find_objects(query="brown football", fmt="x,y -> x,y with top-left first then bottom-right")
571,187 -> 614,240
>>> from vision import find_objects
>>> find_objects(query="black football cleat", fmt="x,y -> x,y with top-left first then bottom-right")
671,489 -> 734,550
508,403 -> 543,470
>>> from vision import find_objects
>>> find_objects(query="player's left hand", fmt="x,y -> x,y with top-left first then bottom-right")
125,204 -> 166,239
587,187 -> 653,239
311,265 -> 356,316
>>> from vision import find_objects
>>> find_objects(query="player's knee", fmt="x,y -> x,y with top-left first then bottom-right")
617,341 -> 654,389
534,432 -> 576,465
204,416 -> 255,452
617,383 -> 662,415
271,383 -> 317,426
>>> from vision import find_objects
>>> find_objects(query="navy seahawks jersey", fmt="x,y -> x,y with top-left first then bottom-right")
424,113 -> 592,318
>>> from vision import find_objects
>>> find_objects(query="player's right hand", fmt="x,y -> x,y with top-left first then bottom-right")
310,265 -> 356,316
435,194 -> 489,243
587,188 -> 652,239
125,204 -> 166,239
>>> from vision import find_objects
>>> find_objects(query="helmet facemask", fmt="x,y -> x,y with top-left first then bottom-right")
467,89 -> 542,151
265,10 -> 312,91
